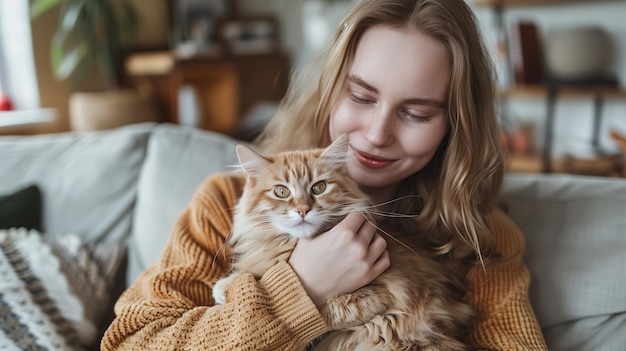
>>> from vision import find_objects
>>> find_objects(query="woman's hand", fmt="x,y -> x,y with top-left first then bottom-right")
288,212 -> 390,306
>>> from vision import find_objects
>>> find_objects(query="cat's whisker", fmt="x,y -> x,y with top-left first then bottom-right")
247,218 -> 273,228
351,195 -> 423,219
344,206 -> 419,219
367,194 -> 423,208
355,209 -> 422,258
212,230 -> 233,270
362,209 -> 419,219
226,164 -> 244,172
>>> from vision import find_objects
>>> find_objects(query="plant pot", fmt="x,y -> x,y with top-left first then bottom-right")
69,89 -> 160,131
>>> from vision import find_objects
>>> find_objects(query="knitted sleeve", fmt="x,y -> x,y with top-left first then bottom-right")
465,208 -> 548,350
100,173 -> 327,351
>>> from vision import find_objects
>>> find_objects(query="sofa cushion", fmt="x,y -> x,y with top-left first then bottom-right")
0,185 -> 42,231
0,123 -> 155,245
501,173 -> 626,351
129,123 -> 241,284
0,228 -> 126,351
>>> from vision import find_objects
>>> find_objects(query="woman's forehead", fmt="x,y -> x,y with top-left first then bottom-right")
350,24 -> 450,102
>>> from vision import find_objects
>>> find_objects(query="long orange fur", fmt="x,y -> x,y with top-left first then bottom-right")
212,135 -> 473,350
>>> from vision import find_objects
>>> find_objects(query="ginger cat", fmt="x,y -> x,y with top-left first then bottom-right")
213,135 -> 473,350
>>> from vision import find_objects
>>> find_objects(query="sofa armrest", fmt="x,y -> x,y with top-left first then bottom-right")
501,173 -> 626,351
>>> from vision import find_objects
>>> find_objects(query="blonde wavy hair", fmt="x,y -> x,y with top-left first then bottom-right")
257,0 -> 503,263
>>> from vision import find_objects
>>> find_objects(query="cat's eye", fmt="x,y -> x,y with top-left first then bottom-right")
311,181 -> 327,195
273,185 -> 291,198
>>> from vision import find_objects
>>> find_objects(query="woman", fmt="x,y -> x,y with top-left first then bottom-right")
102,0 -> 547,349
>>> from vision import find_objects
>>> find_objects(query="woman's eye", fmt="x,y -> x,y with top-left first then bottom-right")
311,181 -> 326,195
399,109 -> 431,124
273,185 -> 290,198
349,94 -> 374,105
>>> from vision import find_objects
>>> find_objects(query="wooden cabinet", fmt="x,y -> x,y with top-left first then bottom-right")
124,52 -> 290,136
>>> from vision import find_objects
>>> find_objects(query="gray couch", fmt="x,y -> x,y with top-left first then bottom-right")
0,122 -> 624,350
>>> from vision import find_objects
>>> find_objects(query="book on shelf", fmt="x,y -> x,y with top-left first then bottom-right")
508,21 -> 545,85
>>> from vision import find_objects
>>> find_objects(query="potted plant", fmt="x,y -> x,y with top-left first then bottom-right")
31,0 -> 159,131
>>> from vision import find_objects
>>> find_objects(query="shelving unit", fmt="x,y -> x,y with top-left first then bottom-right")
500,85 -> 626,99
501,84 -> 626,172
475,0 -> 626,174
474,0 -> 620,7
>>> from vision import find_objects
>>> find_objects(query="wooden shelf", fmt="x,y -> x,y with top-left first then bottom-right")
505,153 -> 542,173
474,0 -> 617,7
505,153 -> 622,177
505,153 -> 564,173
499,84 -> 626,99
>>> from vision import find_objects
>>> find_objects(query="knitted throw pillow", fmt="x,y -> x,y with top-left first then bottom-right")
0,228 -> 126,351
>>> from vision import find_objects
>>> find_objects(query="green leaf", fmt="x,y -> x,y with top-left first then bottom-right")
59,0 -> 86,34
50,31 -> 66,71
53,43 -> 88,80
30,0 -> 64,18
95,41 -> 116,89
117,0 -> 138,41
36,0 -> 138,89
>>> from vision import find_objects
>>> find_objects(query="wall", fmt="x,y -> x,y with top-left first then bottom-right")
236,0 -> 304,65
28,4 -> 72,134
132,0 -> 170,47
236,0 -> 357,69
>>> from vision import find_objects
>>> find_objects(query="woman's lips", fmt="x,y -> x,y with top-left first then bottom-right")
351,148 -> 396,169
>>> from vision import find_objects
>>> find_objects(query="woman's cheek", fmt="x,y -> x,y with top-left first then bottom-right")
329,100 -> 358,141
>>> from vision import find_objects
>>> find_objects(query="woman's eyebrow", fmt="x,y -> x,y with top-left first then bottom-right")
347,74 -> 446,108
347,75 -> 379,94
403,97 -> 446,108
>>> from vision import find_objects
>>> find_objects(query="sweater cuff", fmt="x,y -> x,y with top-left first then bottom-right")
259,260 -> 327,348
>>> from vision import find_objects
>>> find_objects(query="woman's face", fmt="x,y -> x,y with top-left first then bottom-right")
329,24 -> 450,200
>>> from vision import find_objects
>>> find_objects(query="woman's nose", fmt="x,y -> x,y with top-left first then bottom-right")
364,109 -> 394,146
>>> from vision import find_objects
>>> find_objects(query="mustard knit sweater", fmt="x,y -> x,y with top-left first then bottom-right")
101,173 -> 547,351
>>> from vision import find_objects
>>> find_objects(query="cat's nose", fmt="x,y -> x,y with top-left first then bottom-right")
295,207 -> 310,218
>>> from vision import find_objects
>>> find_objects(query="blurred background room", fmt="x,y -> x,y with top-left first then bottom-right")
2,0 -> 626,177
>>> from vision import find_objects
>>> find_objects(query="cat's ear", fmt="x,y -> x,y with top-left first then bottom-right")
236,144 -> 269,177
320,134 -> 349,168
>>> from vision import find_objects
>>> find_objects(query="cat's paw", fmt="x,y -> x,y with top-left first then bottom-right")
212,276 -> 233,305
321,288 -> 389,330
212,286 -> 226,305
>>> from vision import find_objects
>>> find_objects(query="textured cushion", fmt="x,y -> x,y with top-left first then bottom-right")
501,173 -> 626,351
0,123 -> 154,244
0,185 -> 42,231
0,228 -> 126,350
128,123 -> 241,284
